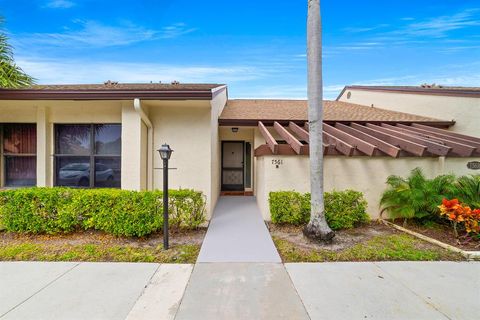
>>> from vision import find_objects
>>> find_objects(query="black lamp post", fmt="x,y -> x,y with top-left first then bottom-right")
158,143 -> 173,250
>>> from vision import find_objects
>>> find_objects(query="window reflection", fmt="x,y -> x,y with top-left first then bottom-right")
95,125 -> 121,155
56,125 -> 91,155
54,124 -> 121,188
56,157 -> 90,187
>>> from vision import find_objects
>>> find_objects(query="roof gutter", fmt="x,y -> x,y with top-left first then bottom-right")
0,90 -> 214,100
134,98 -> 154,190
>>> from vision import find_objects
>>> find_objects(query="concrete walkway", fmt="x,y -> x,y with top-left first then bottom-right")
175,263 -> 310,320
197,196 -> 281,263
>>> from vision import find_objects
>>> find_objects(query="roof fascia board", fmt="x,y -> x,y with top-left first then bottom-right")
341,86 -> 480,98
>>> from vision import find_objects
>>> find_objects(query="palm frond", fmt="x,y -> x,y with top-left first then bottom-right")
0,17 -> 35,88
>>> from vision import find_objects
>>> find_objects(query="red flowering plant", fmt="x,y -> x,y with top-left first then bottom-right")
438,198 -> 480,238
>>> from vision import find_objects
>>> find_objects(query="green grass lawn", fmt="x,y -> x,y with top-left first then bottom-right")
273,234 -> 464,262
0,242 -> 200,263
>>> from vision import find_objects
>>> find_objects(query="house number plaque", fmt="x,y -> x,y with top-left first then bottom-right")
272,159 -> 283,168
467,161 -> 480,170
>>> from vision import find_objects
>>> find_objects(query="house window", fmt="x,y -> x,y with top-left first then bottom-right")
1,124 -> 37,187
54,124 -> 121,188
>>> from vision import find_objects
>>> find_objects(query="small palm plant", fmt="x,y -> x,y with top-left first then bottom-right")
452,175 -> 480,209
380,168 -> 455,224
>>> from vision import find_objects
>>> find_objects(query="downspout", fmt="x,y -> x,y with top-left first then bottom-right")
438,156 -> 446,175
134,98 -> 154,190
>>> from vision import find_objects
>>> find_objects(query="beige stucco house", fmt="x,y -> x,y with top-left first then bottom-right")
1,83 -> 479,219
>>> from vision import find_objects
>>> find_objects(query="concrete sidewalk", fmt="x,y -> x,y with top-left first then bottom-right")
197,196 -> 281,263
287,262 -> 480,320
0,261 -> 478,319
0,262 -> 191,320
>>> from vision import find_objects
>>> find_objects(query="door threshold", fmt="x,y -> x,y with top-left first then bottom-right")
220,191 -> 254,196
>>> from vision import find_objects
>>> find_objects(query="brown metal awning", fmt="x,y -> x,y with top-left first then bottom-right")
255,121 -> 480,157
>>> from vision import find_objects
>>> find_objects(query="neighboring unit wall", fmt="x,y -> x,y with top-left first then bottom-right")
255,155 -> 480,220
338,89 -> 480,136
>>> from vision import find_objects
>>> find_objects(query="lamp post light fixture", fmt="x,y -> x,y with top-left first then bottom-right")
158,143 -> 173,250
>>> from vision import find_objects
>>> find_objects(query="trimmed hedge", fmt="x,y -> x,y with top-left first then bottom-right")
269,190 -> 369,230
0,188 -> 206,237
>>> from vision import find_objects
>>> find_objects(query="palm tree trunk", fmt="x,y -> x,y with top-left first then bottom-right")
303,0 -> 334,241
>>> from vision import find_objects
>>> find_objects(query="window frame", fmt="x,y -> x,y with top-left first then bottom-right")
0,123 -> 37,188
53,124 -> 121,189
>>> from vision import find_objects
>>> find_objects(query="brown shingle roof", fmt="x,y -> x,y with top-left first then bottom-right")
338,85 -> 480,99
219,99 -> 453,126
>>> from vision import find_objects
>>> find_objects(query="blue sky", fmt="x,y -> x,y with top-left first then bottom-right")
1,0 -> 479,99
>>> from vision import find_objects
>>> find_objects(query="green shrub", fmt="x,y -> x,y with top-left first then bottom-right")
76,189 -> 163,237
0,188 -> 206,237
0,188 -> 78,234
269,191 -> 310,225
380,169 -> 480,221
269,190 -> 369,230
452,175 -> 480,208
167,189 -> 206,230
380,168 -> 456,220
324,190 -> 369,230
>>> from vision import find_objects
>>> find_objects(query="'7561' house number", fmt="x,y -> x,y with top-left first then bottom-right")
272,159 -> 283,168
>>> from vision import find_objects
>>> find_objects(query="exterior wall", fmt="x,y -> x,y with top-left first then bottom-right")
255,154 -> 480,220
0,100 -> 123,188
210,90 -> 228,213
146,100 -> 214,216
121,102 -> 146,190
338,89 -> 480,136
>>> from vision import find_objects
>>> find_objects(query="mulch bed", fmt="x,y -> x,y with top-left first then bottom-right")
392,220 -> 480,251
0,228 -> 207,248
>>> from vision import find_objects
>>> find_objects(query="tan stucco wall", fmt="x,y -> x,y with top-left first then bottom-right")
145,100 -> 214,216
255,155 -> 480,220
338,90 -> 480,136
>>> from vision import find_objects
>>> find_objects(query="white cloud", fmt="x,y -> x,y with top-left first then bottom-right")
15,20 -> 196,48
343,24 -> 390,33
43,0 -> 76,9
398,8 -> 480,38
16,58 -> 266,84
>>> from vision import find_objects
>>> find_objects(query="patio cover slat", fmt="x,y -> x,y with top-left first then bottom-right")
369,123 -> 452,156
404,124 -> 480,150
334,123 -> 400,158
289,122 -> 310,143
351,123 -> 427,156
412,123 -> 480,144
324,123 -> 377,156
323,132 -> 355,156
388,124 -> 475,157
258,121 -> 278,154
274,121 -> 305,154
